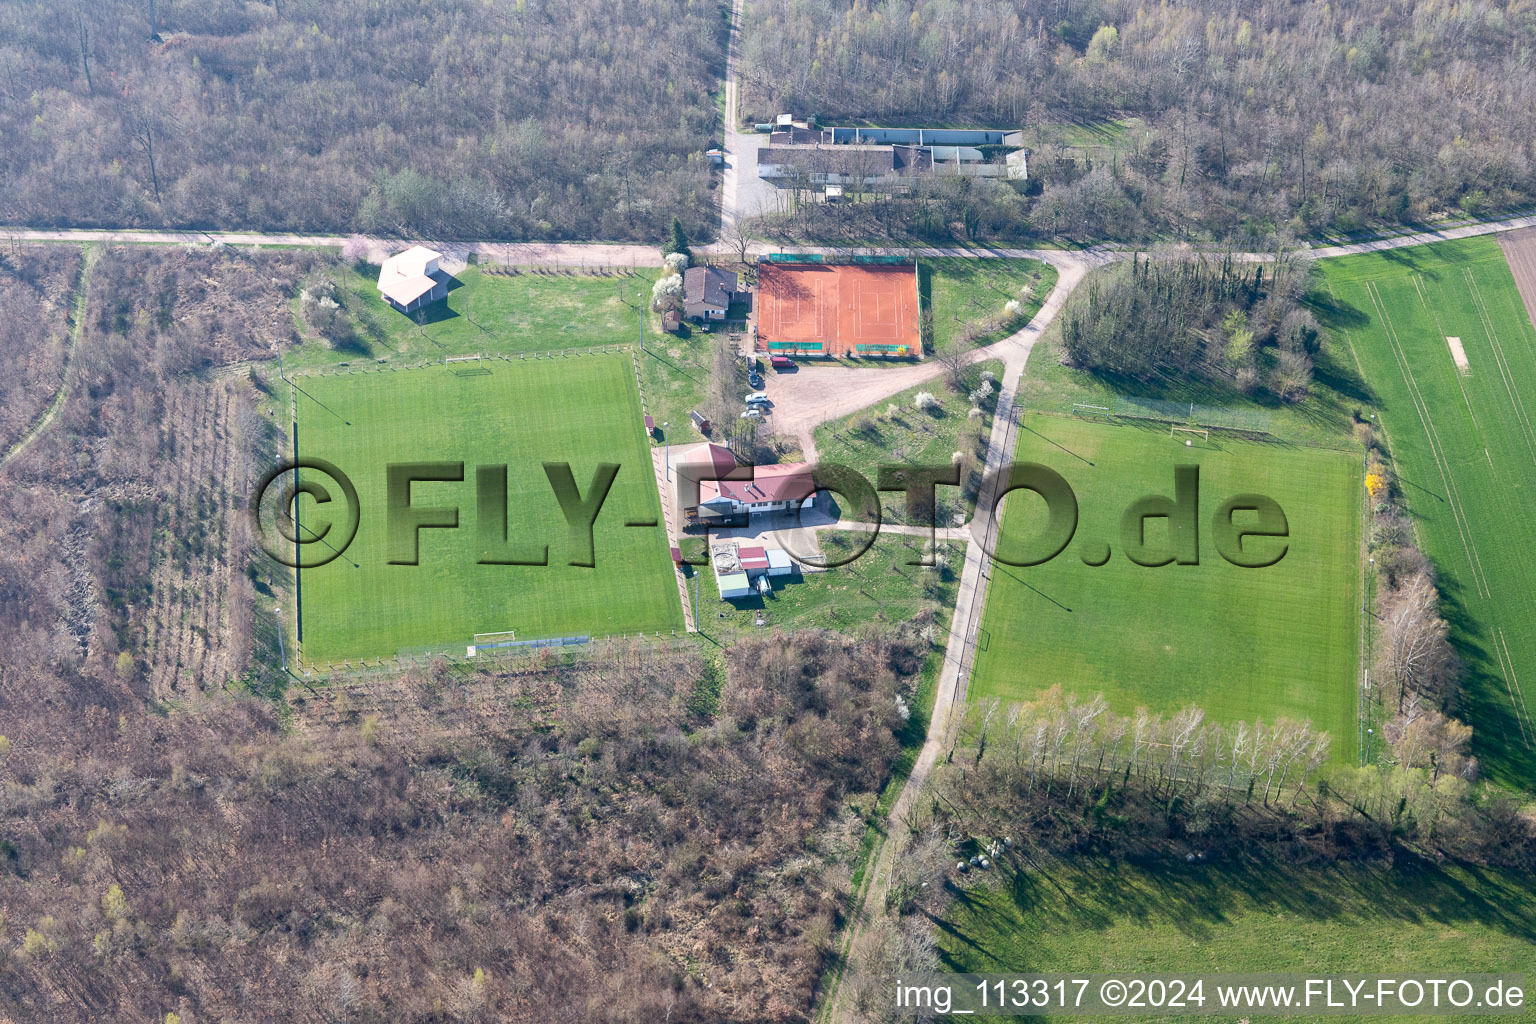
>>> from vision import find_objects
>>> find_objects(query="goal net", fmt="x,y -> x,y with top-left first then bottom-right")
470,629 -> 517,655
1171,425 -> 1210,443
447,353 -> 490,376
1071,402 -> 1112,419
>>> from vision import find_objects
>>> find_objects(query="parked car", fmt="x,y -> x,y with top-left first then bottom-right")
770,355 -> 795,370
747,371 -> 764,389
744,391 -> 769,404
740,408 -> 764,419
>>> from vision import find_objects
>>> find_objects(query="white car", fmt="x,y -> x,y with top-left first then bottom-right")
740,408 -> 764,419
744,391 -> 769,404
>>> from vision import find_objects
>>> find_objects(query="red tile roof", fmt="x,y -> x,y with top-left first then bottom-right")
700,462 -> 814,506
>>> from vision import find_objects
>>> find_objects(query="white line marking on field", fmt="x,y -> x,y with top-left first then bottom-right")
1446,335 -> 1470,371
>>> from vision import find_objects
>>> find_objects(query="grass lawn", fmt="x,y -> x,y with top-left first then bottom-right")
923,258 -> 1057,353
1318,236 -> 1536,786
635,324 -> 748,447
293,353 -> 682,662
690,530 -> 962,646
813,360 -> 1004,524
969,413 -> 1361,760
938,852 -> 1536,1022
286,263 -> 660,370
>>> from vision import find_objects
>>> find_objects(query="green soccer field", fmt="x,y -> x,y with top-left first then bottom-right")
969,414 -> 1361,759
1318,237 -> 1536,785
292,353 -> 682,662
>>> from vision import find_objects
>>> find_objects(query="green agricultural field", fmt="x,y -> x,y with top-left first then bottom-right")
939,853 -> 1536,1022
923,258 -> 1057,352
286,263 -> 660,370
292,353 -> 682,662
1318,237 -> 1536,785
969,414 -> 1361,759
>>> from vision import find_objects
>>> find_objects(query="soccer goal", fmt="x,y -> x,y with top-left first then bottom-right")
1071,402 -> 1112,420
470,629 -> 517,655
1171,425 -> 1210,444
447,353 -> 491,376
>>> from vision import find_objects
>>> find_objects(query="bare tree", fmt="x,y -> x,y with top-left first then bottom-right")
719,220 -> 760,283
1380,571 -> 1460,712
934,346 -> 968,391
72,4 -> 93,94
126,105 -> 170,205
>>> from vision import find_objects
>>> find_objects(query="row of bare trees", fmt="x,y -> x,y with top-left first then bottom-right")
1363,420 -> 1469,778
964,689 -> 1332,812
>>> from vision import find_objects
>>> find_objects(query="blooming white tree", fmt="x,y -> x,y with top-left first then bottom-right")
651,271 -> 683,311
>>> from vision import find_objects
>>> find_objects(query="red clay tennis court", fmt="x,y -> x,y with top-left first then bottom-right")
756,262 -> 921,358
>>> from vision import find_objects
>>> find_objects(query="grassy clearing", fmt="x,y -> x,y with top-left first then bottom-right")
294,353 -> 681,662
813,360 -> 1004,524
938,852 -> 1536,1021
286,262 -> 660,370
1318,236 -> 1536,786
969,413 -> 1361,760
1019,116 -> 1141,152
922,258 -> 1057,353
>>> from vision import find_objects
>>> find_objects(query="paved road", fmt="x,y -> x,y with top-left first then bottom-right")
718,0 -> 776,236
8,211 -> 1536,264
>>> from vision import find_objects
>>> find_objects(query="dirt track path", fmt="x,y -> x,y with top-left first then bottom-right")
0,245 -> 96,475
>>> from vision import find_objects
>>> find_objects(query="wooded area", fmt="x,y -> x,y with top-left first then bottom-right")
1059,248 -> 1319,398
0,0 -> 724,241
743,0 -> 1536,242
0,628 -> 919,1021
1,245 -> 320,699
0,246 -> 83,456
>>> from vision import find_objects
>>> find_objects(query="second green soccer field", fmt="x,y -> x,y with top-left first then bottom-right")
970,415 -> 1361,759
293,354 -> 682,662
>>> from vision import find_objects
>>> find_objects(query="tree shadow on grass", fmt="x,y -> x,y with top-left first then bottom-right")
939,850 -> 1536,974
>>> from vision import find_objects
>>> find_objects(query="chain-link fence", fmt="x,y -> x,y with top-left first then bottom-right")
1074,394 -> 1273,434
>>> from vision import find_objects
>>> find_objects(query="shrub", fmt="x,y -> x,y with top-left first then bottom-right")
914,391 -> 940,413
341,235 -> 370,266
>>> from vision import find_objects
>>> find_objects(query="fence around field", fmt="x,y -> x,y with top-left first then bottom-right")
763,252 -> 912,265
1073,394 -> 1273,434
